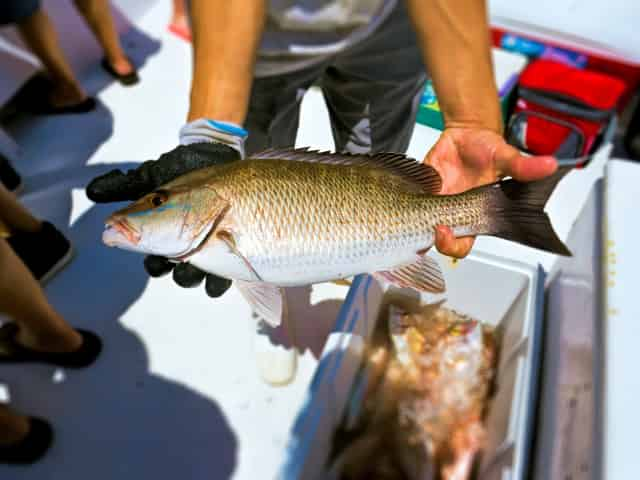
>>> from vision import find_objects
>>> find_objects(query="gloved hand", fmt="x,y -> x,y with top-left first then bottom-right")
86,119 -> 247,297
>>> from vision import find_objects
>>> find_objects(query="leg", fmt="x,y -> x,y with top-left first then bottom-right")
0,182 -> 41,234
321,3 -> 426,154
73,0 -> 133,75
0,182 -> 78,351
0,182 -> 75,284
245,64 -> 324,155
0,238 -> 81,353
169,0 -> 191,41
16,8 -> 87,107
172,0 -> 189,19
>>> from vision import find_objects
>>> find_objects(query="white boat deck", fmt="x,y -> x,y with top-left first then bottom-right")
0,1 -> 608,478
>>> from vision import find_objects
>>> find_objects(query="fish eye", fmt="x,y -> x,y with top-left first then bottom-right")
150,191 -> 168,208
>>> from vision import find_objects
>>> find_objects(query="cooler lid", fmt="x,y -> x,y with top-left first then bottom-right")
489,0 -> 640,65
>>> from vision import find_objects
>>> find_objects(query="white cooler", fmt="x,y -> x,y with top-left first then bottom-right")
281,252 -> 547,480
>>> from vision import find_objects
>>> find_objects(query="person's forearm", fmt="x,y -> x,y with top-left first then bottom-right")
406,0 -> 502,133
187,0 -> 265,123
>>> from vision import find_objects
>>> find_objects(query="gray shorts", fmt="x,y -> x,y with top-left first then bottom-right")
245,2 -> 426,156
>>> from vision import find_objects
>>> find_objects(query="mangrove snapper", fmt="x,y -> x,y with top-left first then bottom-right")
102,148 -> 570,326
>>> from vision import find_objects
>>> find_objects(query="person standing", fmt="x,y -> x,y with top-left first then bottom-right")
88,0 -> 558,384
1,0 -> 139,116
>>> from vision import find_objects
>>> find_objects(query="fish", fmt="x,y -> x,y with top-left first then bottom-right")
102,147 -> 571,326
329,303 -> 496,480
389,305 -> 497,480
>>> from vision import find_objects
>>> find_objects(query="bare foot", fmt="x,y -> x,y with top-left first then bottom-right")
105,55 -> 134,76
170,11 -> 189,30
16,324 -> 83,354
0,407 -> 30,447
168,13 -> 191,41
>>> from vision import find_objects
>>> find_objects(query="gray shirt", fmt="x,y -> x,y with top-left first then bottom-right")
256,0 -> 397,76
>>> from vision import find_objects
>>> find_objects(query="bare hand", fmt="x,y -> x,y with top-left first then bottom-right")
424,127 -> 557,258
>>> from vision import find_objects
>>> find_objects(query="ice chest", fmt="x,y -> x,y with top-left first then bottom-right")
280,251 -> 546,479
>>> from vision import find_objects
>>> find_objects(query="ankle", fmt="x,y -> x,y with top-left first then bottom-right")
49,79 -> 86,107
17,323 -> 82,354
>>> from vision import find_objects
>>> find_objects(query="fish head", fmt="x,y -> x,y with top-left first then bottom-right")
103,185 -> 227,259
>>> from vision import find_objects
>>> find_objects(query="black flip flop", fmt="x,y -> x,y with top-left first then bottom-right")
34,97 -> 97,115
0,417 -> 53,465
0,323 -> 102,368
101,57 -> 139,86
9,73 -> 97,116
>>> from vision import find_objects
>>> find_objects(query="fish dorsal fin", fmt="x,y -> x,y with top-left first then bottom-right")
250,147 -> 442,194
373,254 -> 445,293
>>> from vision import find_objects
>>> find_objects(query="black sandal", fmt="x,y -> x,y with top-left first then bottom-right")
35,97 -> 97,115
0,323 -> 102,368
0,417 -> 53,465
9,73 -> 96,116
101,57 -> 139,86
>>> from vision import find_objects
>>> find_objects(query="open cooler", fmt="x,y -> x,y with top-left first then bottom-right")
487,0 -> 640,162
281,251 -> 546,480
488,0 -> 640,93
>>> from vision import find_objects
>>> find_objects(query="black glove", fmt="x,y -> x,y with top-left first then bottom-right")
86,142 -> 239,297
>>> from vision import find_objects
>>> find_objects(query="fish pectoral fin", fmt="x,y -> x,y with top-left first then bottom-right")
373,254 -> 446,293
216,230 -> 263,282
236,280 -> 285,327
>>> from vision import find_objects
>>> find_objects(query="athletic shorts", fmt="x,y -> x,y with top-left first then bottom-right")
0,0 -> 40,26
245,2 -> 427,156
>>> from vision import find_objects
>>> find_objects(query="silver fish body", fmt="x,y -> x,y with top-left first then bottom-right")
186,161 -> 488,286
103,148 -> 570,325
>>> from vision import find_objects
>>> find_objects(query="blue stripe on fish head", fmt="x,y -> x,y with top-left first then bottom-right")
127,201 -> 191,217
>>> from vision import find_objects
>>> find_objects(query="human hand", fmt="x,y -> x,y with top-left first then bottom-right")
86,119 -> 246,297
424,127 -> 558,258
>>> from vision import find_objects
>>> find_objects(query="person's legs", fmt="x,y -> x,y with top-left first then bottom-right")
169,0 -> 191,41
171,0 -> 189,22
0,184 -> 80,351
0,183 -> 74,284
0,182 -> 41,235
245,64 -> 323,155
0,238 -> 82,353
321,3 -> 426,154
73,0 -> 133,76
15,8 -> 87,108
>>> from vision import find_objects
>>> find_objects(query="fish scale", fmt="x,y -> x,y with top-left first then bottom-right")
210,159 -> 461,283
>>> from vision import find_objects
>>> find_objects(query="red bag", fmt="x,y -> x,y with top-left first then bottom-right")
513,60 -> 626,156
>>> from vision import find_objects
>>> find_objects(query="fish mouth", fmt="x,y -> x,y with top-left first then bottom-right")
103,217 -> 141,246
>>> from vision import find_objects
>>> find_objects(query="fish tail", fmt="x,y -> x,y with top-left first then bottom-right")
485,167 -> 572,256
